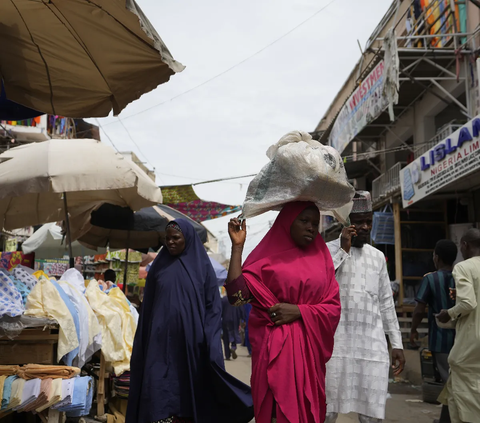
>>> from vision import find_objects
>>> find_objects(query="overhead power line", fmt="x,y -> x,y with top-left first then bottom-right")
102,0 -> 339,124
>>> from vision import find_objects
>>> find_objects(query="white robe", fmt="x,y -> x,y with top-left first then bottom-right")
326,239 -> 403,420
439,256 -> 480,423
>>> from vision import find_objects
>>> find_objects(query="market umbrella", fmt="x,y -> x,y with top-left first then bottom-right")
77,203 -> 208,250
0,139 -> 162,266
75,203 -> 207,290
22,222 -> 105,259
0,0 -> 184,118
0,81 -> 42,121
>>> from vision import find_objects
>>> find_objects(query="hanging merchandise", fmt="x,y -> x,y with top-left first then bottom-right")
34,259 -> 70,278
242,131 -> 355,223
0,252 -> 35,271
371,205 -> 395,245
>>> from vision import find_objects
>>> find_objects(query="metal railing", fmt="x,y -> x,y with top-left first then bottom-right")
372,162 -> 403,204
414,122 -> 462,158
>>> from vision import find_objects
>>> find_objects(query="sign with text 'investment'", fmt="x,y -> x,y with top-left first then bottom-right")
400,116 -> 480,208
329,60 -> 389,154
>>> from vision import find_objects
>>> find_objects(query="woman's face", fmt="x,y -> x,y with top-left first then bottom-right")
290,206 -> 320,248
165,227 -> 186,256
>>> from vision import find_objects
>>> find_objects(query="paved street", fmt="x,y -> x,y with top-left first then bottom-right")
225,346 -> 441,423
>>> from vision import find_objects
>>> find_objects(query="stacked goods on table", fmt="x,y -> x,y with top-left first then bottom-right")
0,364 -> 93,418
0,267 -> 138,376
242,131 -> 355,223
111,372 -> 130,399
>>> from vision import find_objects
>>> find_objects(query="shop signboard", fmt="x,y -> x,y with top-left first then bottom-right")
329,60 -> 389,153
400,116 -> 480,208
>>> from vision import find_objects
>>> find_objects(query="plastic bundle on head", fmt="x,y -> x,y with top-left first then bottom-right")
242,131 -> 355,224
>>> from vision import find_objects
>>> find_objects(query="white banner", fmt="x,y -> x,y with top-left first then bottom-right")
329,60 -> 389,153
400,116 -> 480,208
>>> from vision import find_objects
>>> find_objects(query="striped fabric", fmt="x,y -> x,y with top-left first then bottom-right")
416,270 -> 456,353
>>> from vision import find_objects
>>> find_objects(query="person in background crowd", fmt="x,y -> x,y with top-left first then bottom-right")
437,228 -> 480,423
221,295 -> 244,360
410,240 -> 457,423
325,191 -> 405,423
226,201 -> 341,423
104,269 -> 116,284
243,303 -> 252,357
127,219 -> 253,423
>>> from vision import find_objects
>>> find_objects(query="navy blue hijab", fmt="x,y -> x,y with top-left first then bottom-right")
127,219 -> 253,423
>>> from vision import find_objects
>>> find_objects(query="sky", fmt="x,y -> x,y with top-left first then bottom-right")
89,0 -> 392,259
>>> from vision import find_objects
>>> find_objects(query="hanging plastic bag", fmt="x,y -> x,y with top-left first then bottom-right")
371,205 -> 395,245
242,131 -> 355,223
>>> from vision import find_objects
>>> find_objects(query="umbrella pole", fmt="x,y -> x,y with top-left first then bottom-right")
123,231 -> 130,294
63,192 -> 74,269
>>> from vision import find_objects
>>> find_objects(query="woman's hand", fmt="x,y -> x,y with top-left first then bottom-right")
228,218 -> 247,247
269,303 -> 302,325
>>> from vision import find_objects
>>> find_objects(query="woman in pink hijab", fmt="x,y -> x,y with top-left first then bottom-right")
225,201 -> 341,423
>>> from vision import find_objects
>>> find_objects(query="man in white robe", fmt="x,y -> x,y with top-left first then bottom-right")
437,228 -> 480,423
325,191 -> 405,423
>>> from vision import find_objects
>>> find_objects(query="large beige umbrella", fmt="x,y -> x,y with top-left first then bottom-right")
0,139 -> 162,264
0,0 -> 184,118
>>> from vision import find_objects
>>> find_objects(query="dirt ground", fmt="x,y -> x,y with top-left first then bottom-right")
225,346 -> 441,423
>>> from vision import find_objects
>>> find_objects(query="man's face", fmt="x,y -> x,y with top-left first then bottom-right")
350,212 -> 373,248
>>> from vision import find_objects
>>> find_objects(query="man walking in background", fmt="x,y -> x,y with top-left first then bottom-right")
221,294 -> 244,360
437,228 -> 480,423
325,191 -> 405,423
410,239 -> 457,423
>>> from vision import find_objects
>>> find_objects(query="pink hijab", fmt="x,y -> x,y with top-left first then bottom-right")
243,201 -> 341,423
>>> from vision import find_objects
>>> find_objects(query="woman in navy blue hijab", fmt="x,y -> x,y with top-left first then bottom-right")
127,219 -> 254,423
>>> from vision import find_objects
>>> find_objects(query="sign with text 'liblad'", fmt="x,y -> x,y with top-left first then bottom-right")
400,116 -> 480,208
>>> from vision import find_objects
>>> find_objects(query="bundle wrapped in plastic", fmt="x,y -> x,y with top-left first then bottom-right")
242,131 -> 355,223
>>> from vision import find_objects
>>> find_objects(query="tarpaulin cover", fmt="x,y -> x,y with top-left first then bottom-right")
161,185 -> 241,223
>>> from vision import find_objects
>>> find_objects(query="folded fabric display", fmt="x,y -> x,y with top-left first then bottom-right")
12,266 -> 37,290
56,376 -> 93,417
17,364 -> 80,380
112,371 -> 130,399
0,273 -> 24,318
0,268 -> 31,307
23,379 -> 52,412
1,376 -> 17,410
86,280 -> 136,375
58,269 -> 102,368
14,378 -> 41,411
0,375 -> 6,401
50,280 -> 81,366
5,378 -> 25,411
0,365 -> 20,376
25,279 -> 79,362
51,378 -> 74,410
36,378 -> 62,412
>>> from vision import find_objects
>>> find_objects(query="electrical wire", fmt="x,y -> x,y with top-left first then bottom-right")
116,117 -> 157,171
101,0 -> 339,124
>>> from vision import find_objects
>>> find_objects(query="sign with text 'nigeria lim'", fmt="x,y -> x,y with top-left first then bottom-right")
329,60 -> 389,153
400,116 -> 480,208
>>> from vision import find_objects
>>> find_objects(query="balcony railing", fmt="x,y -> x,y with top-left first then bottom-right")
414,122 -> 463,158
372,162 -> 403,204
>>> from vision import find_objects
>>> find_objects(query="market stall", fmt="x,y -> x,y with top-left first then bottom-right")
0,265 -> 138,422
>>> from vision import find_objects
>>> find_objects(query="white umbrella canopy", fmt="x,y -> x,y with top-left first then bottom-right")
0,138 -> 162,231
22,222 -> 105,259
0,0 -> 184,117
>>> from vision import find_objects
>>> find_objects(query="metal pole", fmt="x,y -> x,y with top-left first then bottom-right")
63,192 -> 74,269
123,231 -> 130,294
